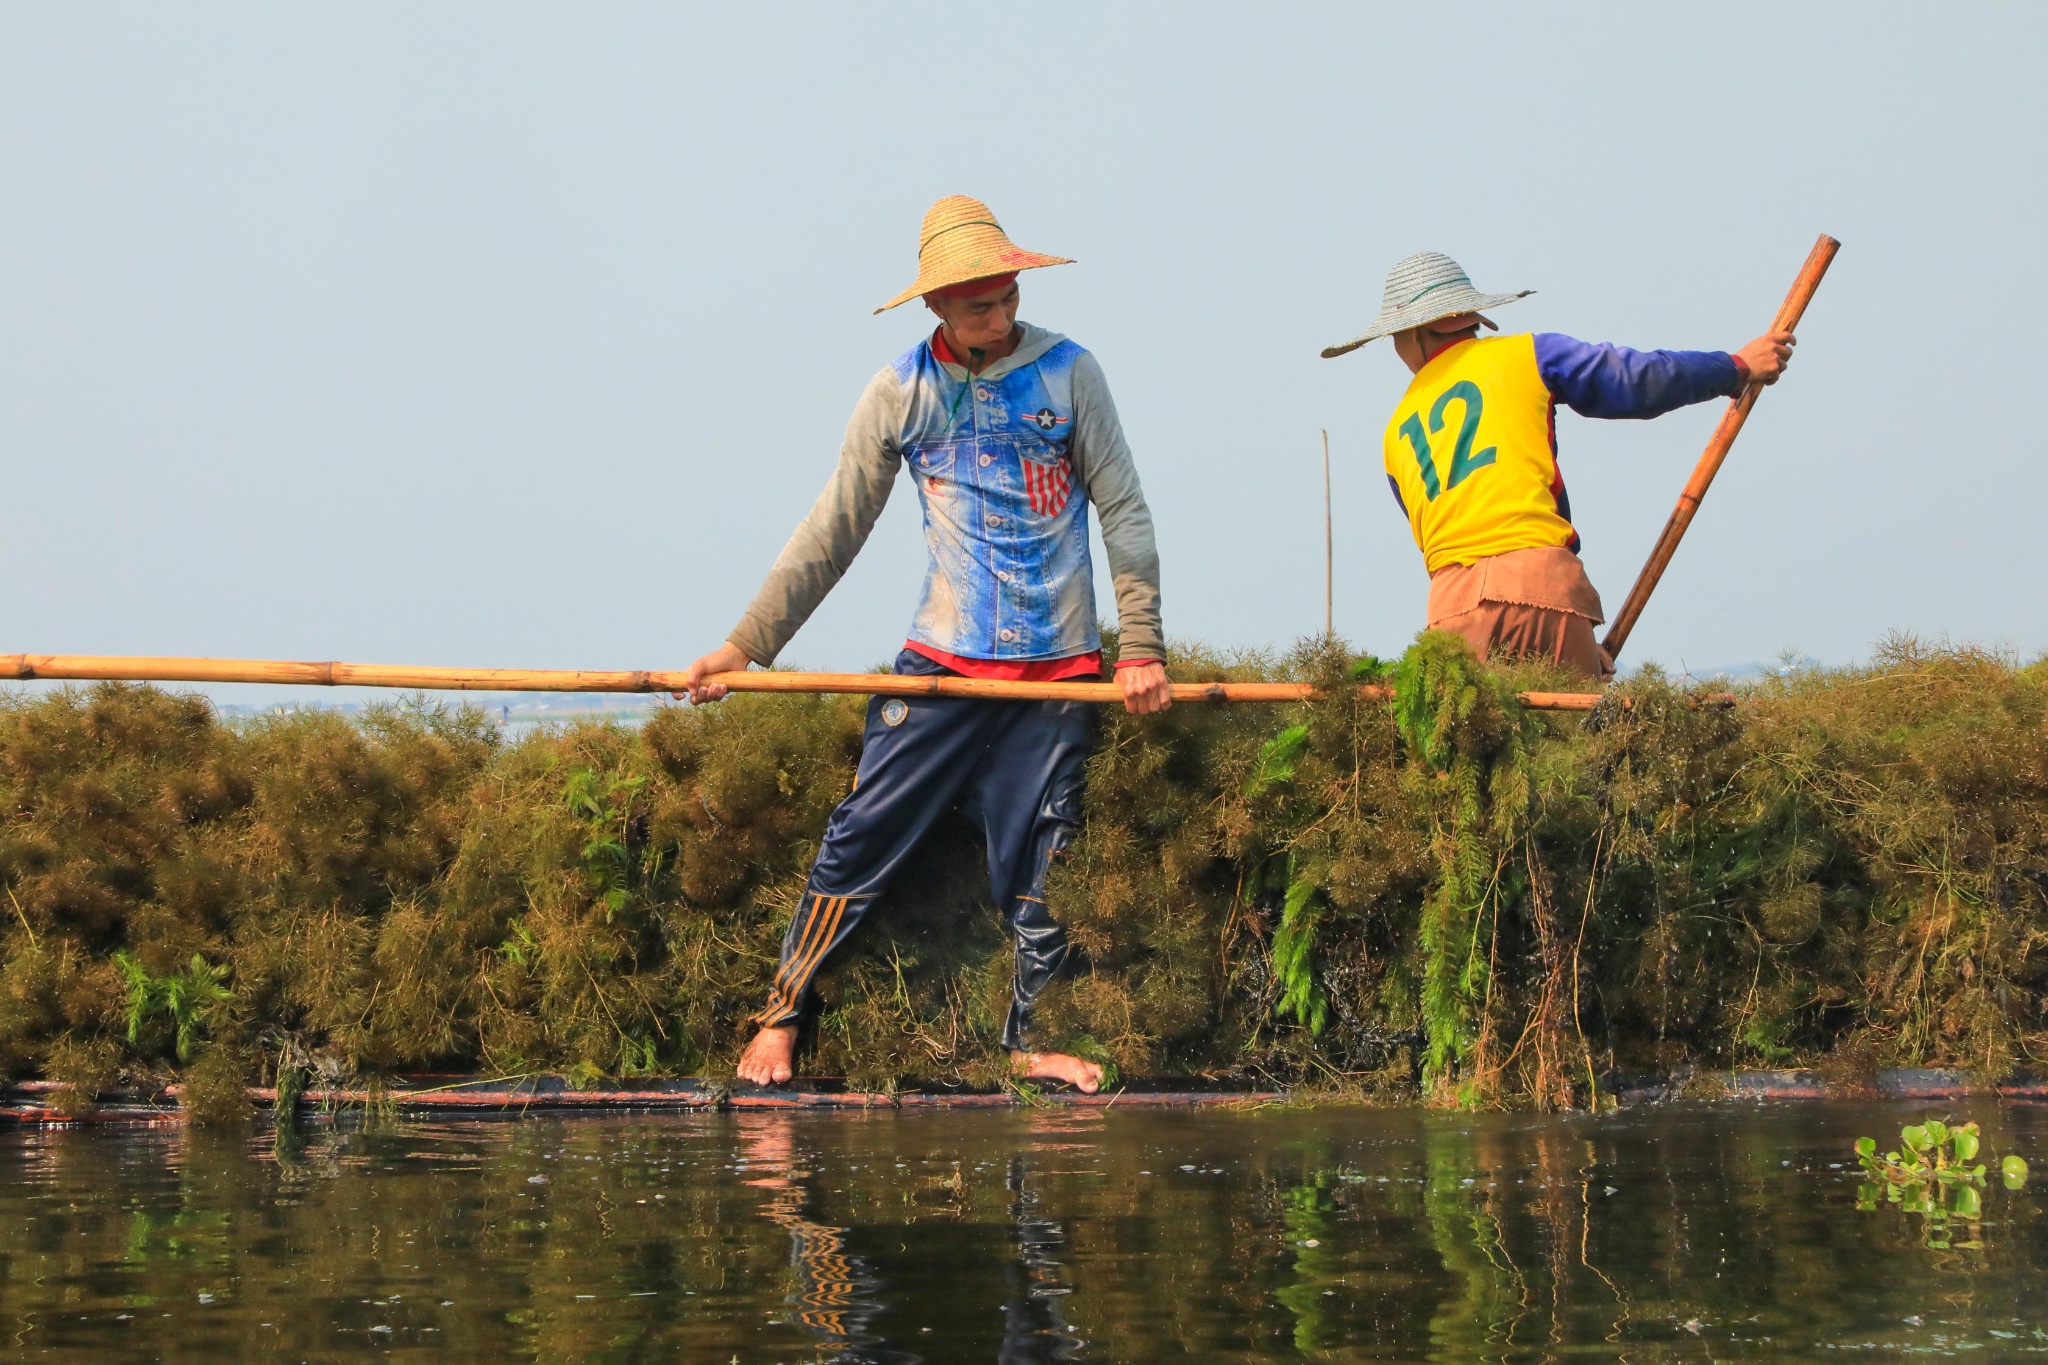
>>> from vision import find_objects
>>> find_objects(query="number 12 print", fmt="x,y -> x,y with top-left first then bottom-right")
1397,380 -> 1497,501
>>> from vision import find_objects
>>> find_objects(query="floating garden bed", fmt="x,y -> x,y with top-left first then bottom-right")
1,634 -> 2042,1118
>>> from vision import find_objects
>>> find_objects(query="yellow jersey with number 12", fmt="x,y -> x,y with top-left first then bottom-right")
1381,334 -> 1577,574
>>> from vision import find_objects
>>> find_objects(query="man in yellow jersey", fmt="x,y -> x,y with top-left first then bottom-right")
1323,252 -> 1793,678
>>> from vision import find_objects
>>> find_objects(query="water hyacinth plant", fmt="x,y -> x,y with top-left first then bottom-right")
1855,1120 -> 1985,1187
1854,1121 -> 2033,1249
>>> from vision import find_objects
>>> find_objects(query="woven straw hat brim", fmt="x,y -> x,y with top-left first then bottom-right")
1319,286 -> 1533,359
877,198 -> 1073,313
876,248 -> 1073,313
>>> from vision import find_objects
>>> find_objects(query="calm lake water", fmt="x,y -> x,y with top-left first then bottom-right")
0,1101 -> 2042,1361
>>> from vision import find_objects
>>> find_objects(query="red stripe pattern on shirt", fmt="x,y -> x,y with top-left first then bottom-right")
1024,458 -> 1073,518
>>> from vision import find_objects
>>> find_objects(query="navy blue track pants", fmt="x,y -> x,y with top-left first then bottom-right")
756,649 -> 1097,1051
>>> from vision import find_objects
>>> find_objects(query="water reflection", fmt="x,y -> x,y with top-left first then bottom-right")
740,1115 -> 890,1357
999,1148 -> 1082,1364
737,1112 -> 1088,1363
0,1102 -> 2039,1360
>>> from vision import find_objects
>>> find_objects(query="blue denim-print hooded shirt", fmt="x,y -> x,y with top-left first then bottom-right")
729,323 -> 1163,667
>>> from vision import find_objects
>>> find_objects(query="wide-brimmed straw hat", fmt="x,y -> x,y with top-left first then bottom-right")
1320,252 -> 1533,358
875,195 -> 1073,313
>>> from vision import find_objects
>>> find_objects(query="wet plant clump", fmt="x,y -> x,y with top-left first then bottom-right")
1856,1120 -> 1987,1188
0,630 -> 2044,1113
1852,1119 -> 2034,1248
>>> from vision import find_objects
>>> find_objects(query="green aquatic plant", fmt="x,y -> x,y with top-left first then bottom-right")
1245,724 -> 1309,799
1392,632 -> 1542,1101
1855,1120 -> 1985,1186
1250,720 -> 1335,1036
565,765 -> 653,923
114,951 -> 230,1064
272,1062 -> 306,1119
1851,1121 -> 2028,1249
1271,871 -> 1330,1035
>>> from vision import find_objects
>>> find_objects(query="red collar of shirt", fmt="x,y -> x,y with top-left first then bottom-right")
929,326 -> 1027,371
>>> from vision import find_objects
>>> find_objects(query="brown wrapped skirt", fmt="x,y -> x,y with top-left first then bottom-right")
1427,545 -> 1613,681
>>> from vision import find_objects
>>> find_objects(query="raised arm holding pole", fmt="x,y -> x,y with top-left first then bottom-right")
1320,242 -> 1826,681
1600,235 -> 1841,660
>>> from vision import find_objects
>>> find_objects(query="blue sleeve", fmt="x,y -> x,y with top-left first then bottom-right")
1386,474 -> 1406,518
1533,333 -> 1741,420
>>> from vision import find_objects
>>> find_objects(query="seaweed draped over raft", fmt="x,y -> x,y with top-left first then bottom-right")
0,633 -> 2044,1113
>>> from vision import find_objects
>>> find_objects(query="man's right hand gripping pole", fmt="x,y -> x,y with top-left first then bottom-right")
676,642 -> 754,704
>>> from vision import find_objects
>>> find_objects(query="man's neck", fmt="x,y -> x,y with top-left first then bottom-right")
936,323 -> 1021,374
1420,330 -> 1479,367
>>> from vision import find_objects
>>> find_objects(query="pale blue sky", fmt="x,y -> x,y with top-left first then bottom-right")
2,4 -> 2041,703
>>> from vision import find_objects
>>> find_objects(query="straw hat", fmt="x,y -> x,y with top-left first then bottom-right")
1320,252 -> 1533,358
875,195 -> 1073,313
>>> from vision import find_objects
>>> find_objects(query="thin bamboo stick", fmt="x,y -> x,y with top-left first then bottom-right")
1601,234 -> 1840,660
0,653 -> 1613,711
1322,429 -> 1334,638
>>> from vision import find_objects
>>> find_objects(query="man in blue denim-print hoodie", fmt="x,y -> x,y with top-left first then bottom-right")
683,196 -> 1169,1092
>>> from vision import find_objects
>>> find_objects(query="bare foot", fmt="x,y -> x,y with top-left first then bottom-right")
1011,1050 -> 1103,1094
736,1025 -> 798,1087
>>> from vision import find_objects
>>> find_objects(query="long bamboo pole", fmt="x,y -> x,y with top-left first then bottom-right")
1601,234 -> 1841,661
0,653 -> 1608,712
1322,429 -> 1334,638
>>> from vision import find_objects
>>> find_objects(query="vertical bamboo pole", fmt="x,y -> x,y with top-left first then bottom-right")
1321,429 -> 1334,638
1601,235 -> 1840,660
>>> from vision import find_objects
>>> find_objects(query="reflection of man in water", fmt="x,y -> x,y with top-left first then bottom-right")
999,1152 -> 1082,1364
737,1116 -> 884,1354
738,1112 -> 1088,1362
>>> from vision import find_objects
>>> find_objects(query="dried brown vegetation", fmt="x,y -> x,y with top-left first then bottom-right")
0,632 -> 2042,1111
